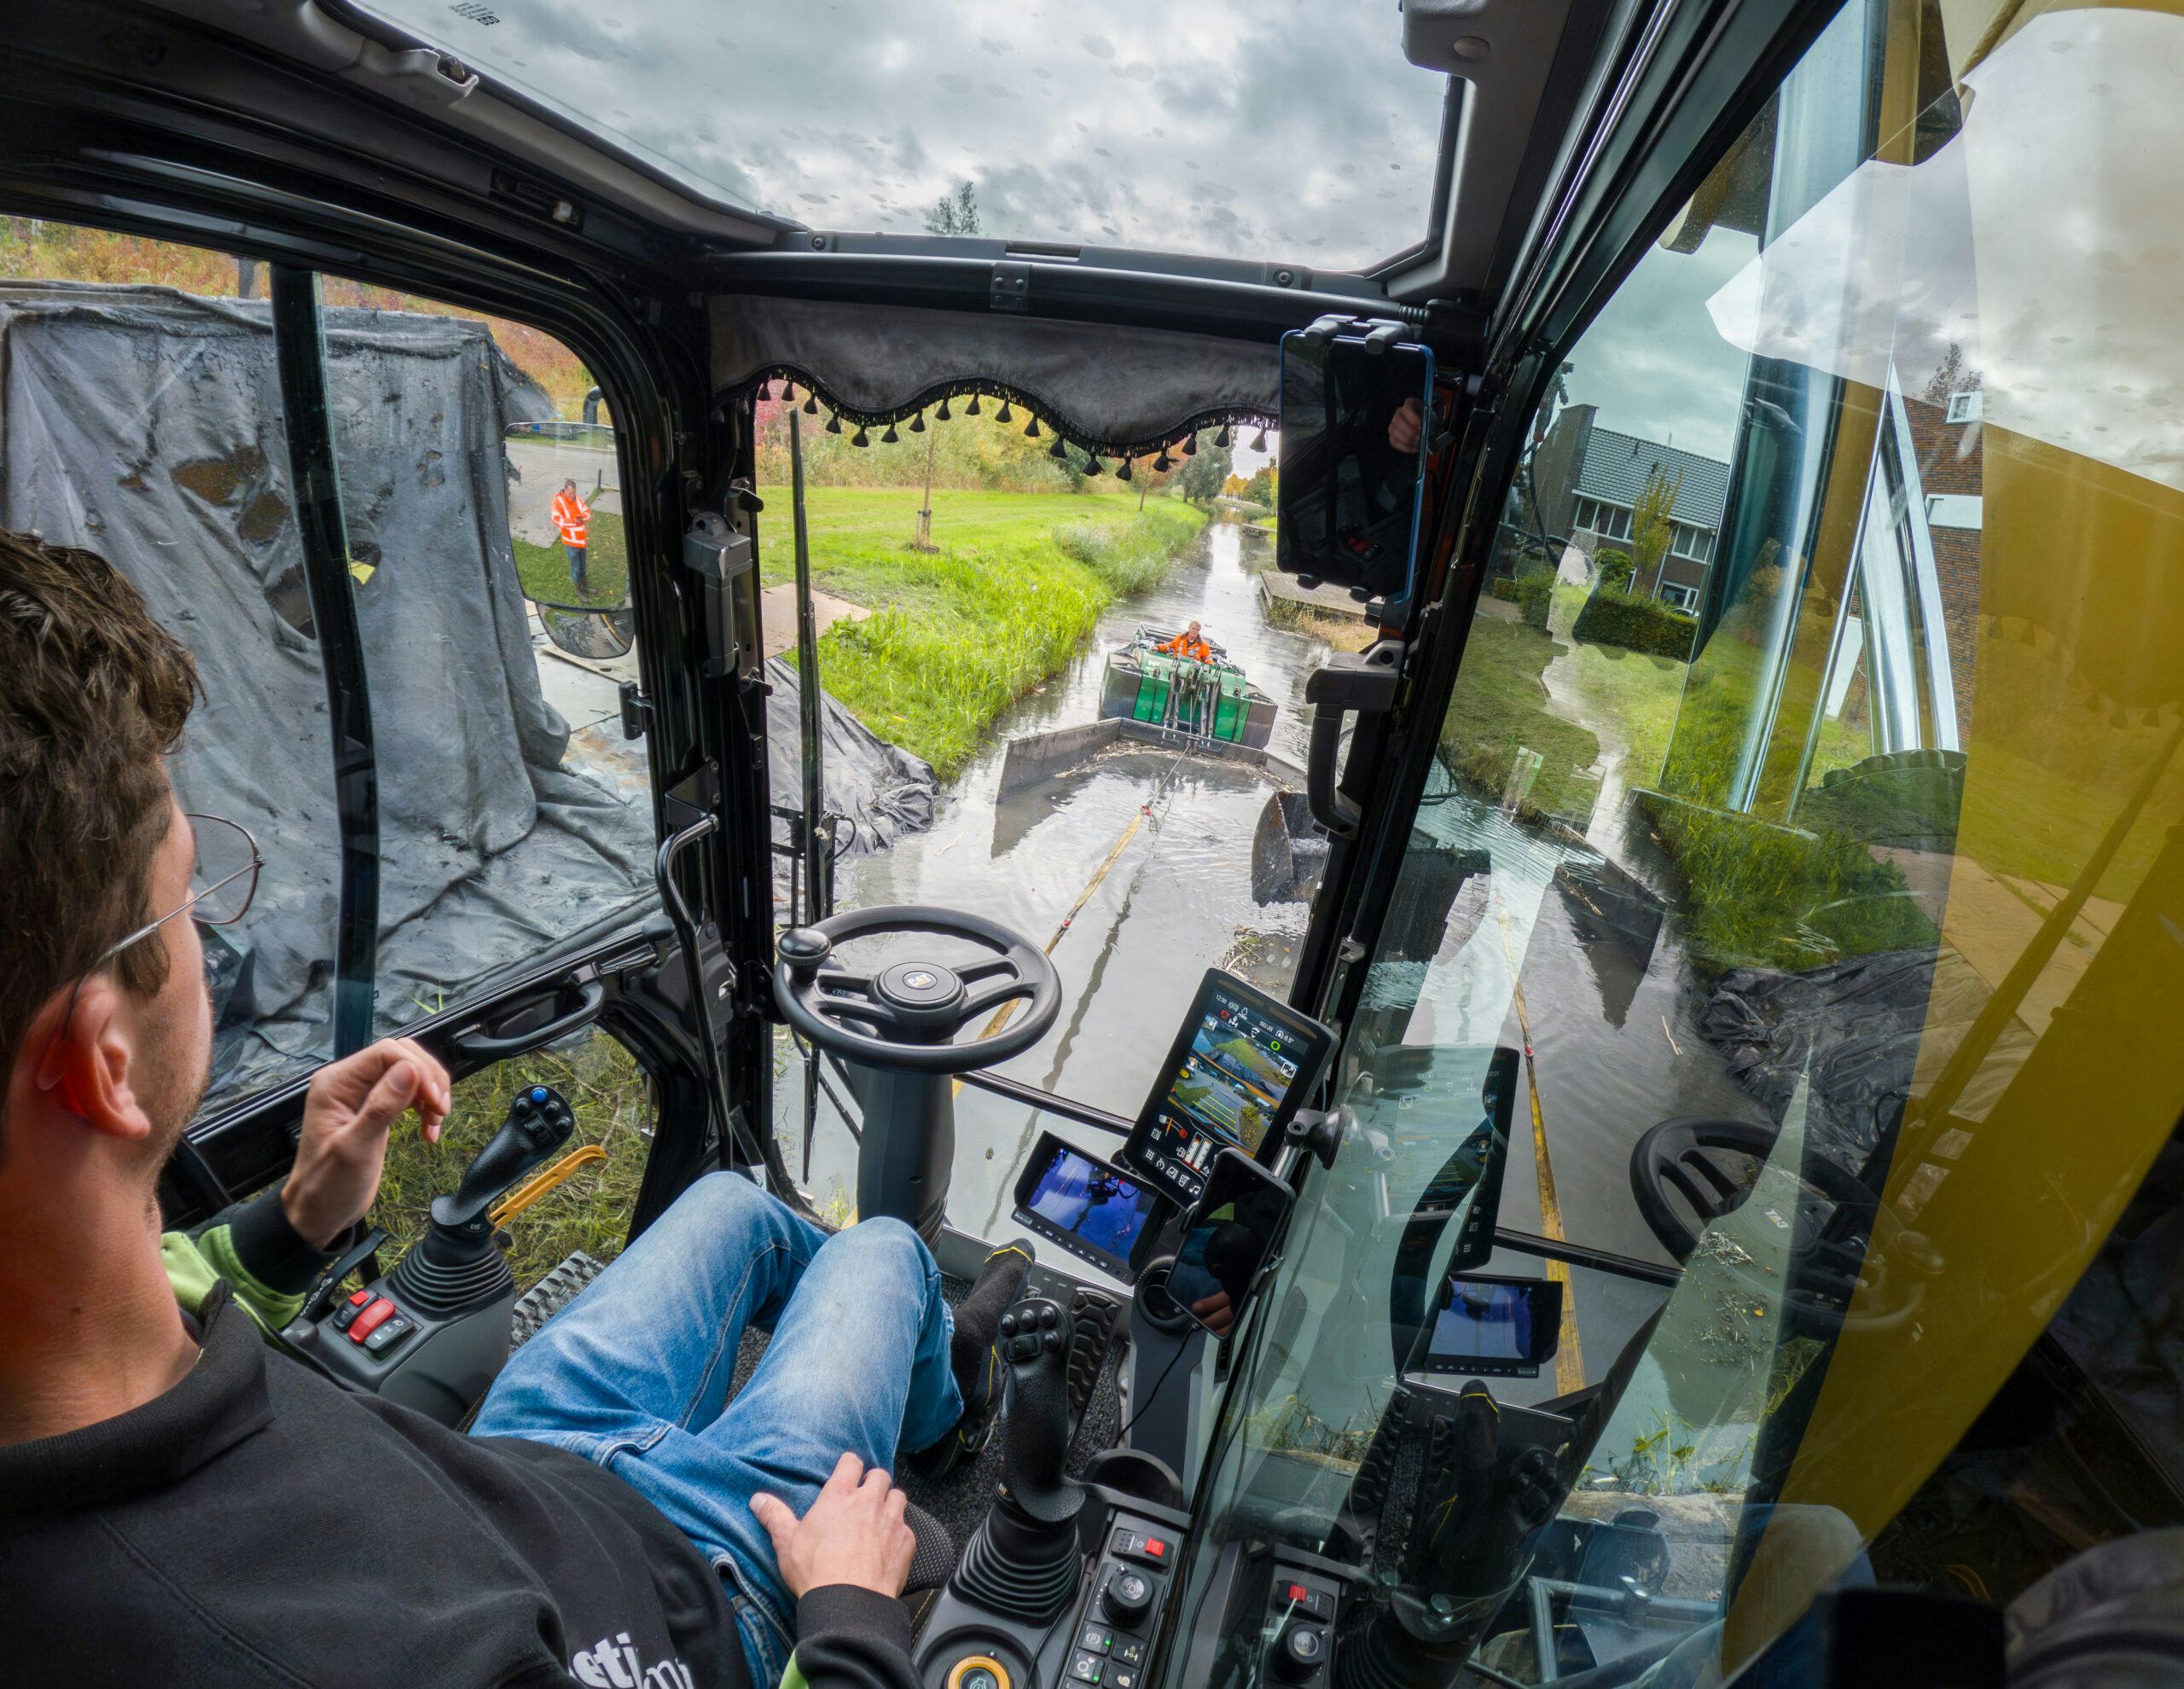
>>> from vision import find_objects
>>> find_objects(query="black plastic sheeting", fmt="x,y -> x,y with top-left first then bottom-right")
764,654 -> 937,873
0,283 -> 655,1100
1695,945 -> 2028,1180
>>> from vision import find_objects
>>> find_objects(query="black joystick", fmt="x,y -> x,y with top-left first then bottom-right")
950,1294 -> 1084,1623
389,1086 -> 575,1316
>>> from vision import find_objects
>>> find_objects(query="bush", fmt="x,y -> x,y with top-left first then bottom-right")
1053,502 -> 1204,594
1488,577 -> 1520,603
1573,583 -> 1697,659
1595,547 -> 1634,589
1513,574 -> 1554,630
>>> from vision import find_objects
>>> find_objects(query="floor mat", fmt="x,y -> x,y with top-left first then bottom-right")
723,1273 -> 1127,1560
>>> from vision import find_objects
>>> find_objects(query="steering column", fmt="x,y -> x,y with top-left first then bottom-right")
774,905 -> 1062,1239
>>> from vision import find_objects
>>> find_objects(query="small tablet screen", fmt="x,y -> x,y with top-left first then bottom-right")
1123,971 -> 1333,1207
1014,1134 -> 1162,1280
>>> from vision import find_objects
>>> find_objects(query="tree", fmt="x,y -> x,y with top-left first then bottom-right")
1629,463 -> 1682,596
1175,431 -> 1232,503
924,182 -> 981,236
1243,464 -> 1277,511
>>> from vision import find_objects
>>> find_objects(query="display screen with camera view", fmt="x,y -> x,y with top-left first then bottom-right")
1420,1274 -> 1562,1377
1122,970 -> 1333,1207
1012,1133 -> 1162,1280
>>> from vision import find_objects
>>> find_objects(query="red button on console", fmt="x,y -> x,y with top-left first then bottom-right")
1145,1538 -> 1167,1560
348,1289 -> 372,1306
347,1298 -> 397,1344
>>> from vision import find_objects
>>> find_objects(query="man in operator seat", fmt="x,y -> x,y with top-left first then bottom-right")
1157,619 -> 1212,663
0,530 -> 1030,1688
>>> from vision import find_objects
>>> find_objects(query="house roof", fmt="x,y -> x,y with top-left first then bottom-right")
1575,427 -> 1731,530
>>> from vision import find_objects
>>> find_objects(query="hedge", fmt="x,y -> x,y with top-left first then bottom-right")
1572,583 -> 1698,658
1513,573 -> 1553,630
1488,577 -> 1520,603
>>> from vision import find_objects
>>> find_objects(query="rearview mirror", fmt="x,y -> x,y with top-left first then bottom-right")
537,601 -> 635,661
1276,331 -> 1434,603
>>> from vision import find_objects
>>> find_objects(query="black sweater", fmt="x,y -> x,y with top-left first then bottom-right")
0,1285 -> 919,1689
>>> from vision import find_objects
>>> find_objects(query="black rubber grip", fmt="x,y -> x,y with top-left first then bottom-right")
998,1297 -> 1082,1525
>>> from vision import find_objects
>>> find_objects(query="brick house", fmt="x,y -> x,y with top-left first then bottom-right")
1529,402 -> 1731,611
1899,385 -> 1983,740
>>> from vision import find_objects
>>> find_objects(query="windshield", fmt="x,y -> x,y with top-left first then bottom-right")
347,0 -> 1450,270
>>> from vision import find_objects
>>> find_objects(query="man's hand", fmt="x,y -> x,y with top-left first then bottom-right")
282,1037 -> 453,1249
752,1453 -> 915,1600
1389,397 -> 1425,454
1189,1289 -> 1235,1336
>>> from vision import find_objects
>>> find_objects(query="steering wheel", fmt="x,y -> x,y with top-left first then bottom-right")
1629,1116 -> 1927,1329
772,905 -> 1062,1075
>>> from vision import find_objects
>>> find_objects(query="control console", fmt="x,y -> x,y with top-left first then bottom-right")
921,1506 -> 1186,1689
283,1085 -> 575,1422
921,1281 -> 1191,1689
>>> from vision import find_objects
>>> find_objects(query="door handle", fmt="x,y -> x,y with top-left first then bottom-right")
446,977 -> 605,1060
1304,642 -> 1403,838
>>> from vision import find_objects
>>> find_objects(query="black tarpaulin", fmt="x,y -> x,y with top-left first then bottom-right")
709,294 -> 1277,459
763,655 -> 938,862
0,282 -> 653,1101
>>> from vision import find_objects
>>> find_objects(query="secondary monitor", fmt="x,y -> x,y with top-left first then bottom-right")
1013,1131 -> 1164,1281
1121,969 -> 1334,1208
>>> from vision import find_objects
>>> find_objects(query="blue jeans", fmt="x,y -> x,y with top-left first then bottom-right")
472,1174 -> 962,1686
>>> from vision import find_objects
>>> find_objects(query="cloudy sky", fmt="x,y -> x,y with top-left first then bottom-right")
371,0 -> 1450,270
1560,230 -> 1757,462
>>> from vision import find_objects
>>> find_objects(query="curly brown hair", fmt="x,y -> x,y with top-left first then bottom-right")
0,531 -> 199,1119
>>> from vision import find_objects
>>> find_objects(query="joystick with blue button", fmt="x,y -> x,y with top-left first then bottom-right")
388,1084 -> 575,1316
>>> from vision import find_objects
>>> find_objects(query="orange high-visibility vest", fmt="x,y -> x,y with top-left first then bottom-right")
1159,631 -> 1211,663
551,490 -> 590,548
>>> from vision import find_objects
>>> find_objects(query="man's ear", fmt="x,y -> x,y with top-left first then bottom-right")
31,978 -> 156,1146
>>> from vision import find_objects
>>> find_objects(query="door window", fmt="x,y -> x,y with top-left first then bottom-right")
0,223 -> 342,1109
1185,0 -> 2184,1679
310,276 -> 658,1035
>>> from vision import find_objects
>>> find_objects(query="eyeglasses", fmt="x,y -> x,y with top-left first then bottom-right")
39,814 -> 264,1079
89,812 -> 264,970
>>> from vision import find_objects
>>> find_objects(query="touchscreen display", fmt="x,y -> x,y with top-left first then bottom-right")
1125,972 -> 1332,1206
1144,993 -> 1298,1173
1015,1139 -> 1161,1276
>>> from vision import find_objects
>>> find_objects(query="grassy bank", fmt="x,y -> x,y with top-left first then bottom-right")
1438,615 -> 1605,822
755,488 -> 1205,777
1264,594 -> 1376,653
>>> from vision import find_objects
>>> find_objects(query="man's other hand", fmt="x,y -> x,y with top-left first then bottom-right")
282,1038 -> 453,1249
752,1453 -> 915,1600
1389,397 -> 1426,454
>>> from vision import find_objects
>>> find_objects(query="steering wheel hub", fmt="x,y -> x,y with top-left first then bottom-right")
876,961 -> 967,1024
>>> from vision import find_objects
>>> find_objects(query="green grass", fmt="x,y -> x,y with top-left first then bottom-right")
513,510 -> 629,605
755,488 -> 1205,778
1438,615 -> 1605,824
1639,793 -> 1936,973
373,1030 -> 653,1292
1552,638 -> 1690,786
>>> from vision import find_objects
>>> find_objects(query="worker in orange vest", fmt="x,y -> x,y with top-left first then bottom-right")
1158,620 -> 1212,664
551,478 -> 591,597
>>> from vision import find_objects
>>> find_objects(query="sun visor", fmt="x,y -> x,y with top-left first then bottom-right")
709,295 -> 1276,461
